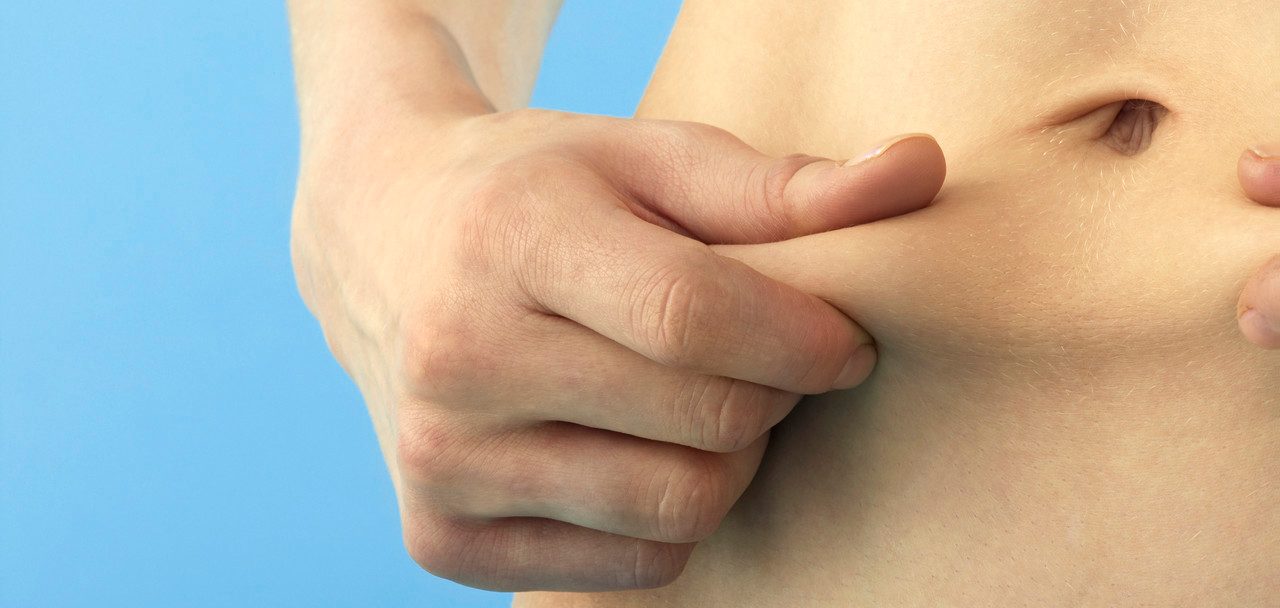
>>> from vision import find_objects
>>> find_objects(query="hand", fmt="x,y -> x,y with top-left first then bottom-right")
290,107 -> 945,591
1235,144 -> 1280,348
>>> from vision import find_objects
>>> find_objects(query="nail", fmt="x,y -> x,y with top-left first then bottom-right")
833,344 -> 877,389
844,133 -> 934,167
1239,308 -> 1280,348
1248,142 -> 1280,160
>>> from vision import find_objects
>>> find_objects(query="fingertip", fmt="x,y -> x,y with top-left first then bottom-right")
844,133 -> 940,168
801,133 -> 947,232
832,343 -> 877,390
1238,146 -> 1280,207
1238,309 -> 1280,349
1237,255 -> 1280,348
867,133 -> 947,190
785,304 -> 877,394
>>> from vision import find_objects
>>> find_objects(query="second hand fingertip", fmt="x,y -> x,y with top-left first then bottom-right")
1246,142 -> 1280,161
1239,308 -> 1280,349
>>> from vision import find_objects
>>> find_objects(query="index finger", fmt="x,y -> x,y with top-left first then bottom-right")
519,193 -> 876,393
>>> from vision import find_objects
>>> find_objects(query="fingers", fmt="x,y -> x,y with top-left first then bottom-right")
401,419 -> 766,545
1237,254 -> 1280,349
1238,144 -> 1280,207
1235,144 -> 1280,348
414,311 -> 803,452
520,188 -> 875,394
396,419 -> 765,591
402,510 -> 696,592
598,120 -> 946,243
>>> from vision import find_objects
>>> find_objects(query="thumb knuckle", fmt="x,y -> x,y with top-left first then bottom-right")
751,154 -> 825,228
629,259 -> 723,367
651,459 -> 730,542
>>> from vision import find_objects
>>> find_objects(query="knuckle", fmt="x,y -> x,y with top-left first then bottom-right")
677,376 -> 767,453
751,154 -> 817,227
403,513 -> 510,589
404,512 -> 546,591
397,309 -> 482,403
395,413 -> 465,487
708,381 -> 773,453
630,257 -> 724,368
455,163 -> 544,269
651,457 -> 730,542
402,510 -> 470,581
463,155 -> 596,289
627,541 -> 692,589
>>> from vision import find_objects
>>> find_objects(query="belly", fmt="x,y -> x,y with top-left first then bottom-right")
519,1 -> 1280,605
635,0 -> 1280,355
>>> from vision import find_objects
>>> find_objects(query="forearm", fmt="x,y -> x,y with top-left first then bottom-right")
286,0 -> 562,149
413,1 -> 564,110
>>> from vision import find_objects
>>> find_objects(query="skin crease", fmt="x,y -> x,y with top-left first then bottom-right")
516,1 -> 1279,606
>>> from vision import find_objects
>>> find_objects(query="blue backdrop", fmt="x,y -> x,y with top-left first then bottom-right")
0,2 -> 682,606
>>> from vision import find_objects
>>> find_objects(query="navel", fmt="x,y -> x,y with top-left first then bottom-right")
1100,99 -> 1168,156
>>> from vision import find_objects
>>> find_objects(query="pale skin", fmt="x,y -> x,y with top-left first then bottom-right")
286,0 -> 1280,595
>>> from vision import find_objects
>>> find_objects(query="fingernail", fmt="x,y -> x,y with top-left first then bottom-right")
1239,308 -> 1280,347
844,133 -> 933,167
833,344 -> 877,389
1248,142 -> 1280,160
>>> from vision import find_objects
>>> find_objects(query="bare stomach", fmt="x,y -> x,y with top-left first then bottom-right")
518,1 -> 1280,605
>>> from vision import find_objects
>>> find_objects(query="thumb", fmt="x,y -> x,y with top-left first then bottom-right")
605,121 -> 946,244
1239,143 -> 1280,207
1238,254 -> 1280,349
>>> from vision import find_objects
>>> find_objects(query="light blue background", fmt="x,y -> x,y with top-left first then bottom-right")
0,2 -> 682,606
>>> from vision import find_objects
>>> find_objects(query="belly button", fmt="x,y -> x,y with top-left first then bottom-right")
1102,99 -> 1168,155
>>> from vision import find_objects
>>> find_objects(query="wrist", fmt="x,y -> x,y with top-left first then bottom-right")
289,1 -> 494,155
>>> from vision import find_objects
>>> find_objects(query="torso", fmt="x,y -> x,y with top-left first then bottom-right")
519,1 -> 1280,605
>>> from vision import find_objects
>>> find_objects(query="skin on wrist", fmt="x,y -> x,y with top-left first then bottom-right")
286,0 -> 561,152
287,2 -> 491,159
411,0 -> 564,110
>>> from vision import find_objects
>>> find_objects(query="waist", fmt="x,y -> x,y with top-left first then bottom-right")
684,369 -> 1280,605
638,0 -> 1280,162
637,0 -> 1280,358
610,2 -> 1280,604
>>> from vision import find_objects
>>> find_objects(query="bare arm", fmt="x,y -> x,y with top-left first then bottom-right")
287,0 -> 560,147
